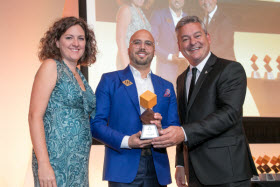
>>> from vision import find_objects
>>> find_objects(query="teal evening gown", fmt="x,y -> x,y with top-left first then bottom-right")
32,60 -> 96,187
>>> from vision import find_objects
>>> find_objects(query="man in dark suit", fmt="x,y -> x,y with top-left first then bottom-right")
152,16 -> 257,186
91,29 -> 180,187
150,0 -> 188,88
198,0 -> 236,61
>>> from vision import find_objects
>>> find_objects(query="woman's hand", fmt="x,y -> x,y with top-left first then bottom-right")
38,162 -> 57,187
175,167 -> 188,187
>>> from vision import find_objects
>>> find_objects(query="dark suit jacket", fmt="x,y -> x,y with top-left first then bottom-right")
206,8 -> 236,61
176,53 -> 258,185
91,66 -> 180,185
150,8 -> 186,62
150,8 -> 188,87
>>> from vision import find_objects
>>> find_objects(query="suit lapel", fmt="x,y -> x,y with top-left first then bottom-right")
151,73 -> 162,112
165,9 -> 177,42
117,66 -> 140,115
208,9 -> 221,31
187,54 -> 217,111
177,68 -> 189,123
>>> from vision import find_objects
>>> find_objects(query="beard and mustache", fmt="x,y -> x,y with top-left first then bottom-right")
129,48 -> 154,67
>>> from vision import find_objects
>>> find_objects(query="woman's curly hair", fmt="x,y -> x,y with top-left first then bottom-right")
38,17 -> 97,66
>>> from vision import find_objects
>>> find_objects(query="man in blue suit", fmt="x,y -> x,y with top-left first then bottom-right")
150,0 -> 187,88
91,29 -> 180,187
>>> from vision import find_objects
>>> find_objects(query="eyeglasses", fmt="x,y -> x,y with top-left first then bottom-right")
130,40 -> 154,49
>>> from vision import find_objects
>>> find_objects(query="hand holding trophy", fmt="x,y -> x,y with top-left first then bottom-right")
140,90 -> 159,140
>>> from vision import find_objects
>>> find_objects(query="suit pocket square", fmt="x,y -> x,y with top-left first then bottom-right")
163,89 -> 171,97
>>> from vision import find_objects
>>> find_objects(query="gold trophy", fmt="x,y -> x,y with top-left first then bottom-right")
139,90 -> 159,139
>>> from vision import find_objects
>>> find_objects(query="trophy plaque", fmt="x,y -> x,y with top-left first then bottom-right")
250,54 -> 261,79
251,175 -> 260,181
263,55 -> 274,79
139,90 -> 159,140
251,156 -> 261,181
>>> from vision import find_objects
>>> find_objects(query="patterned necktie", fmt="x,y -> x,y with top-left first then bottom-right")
188,67 -> 197,104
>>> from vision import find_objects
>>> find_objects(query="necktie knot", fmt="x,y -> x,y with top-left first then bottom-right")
192,67 -> 197,76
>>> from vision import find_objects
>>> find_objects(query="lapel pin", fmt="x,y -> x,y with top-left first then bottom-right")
123,79 -> 133,86
205,71 -> 208,74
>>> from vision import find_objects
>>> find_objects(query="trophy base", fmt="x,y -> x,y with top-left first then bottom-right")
266,173 -> 275,181
264,72 -> 275,80
251,71 -> 261,79
275,173 -> 280,180
140,124 -> 159,140
251,175 -> 260,181
259,173 -> 276,181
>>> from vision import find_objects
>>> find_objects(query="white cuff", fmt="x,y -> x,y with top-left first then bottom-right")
120,136 -> 131,149
181,126 -> 188,142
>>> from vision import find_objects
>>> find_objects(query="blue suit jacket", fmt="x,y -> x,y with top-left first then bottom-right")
90,66 -> 180,185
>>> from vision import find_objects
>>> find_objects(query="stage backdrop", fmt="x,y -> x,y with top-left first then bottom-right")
87,0 -> 280,118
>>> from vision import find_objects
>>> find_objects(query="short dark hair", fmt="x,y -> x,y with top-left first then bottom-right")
175,15 -> 207,35
38,16 -> 97,66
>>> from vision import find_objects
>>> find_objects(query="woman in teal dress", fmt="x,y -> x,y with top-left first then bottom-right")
28,17 -> 97,187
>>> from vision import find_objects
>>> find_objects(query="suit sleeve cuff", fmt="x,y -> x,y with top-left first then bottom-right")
120,135 -> 131,149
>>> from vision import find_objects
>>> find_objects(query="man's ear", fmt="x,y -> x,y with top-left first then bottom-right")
206,33 -> 211,44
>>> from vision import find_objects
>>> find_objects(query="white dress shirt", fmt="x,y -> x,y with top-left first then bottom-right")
183,52 -> 211,142
176,52 -> 211,168
121,65 -> 155,148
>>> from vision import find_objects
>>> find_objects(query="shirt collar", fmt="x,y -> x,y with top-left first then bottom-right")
209,5 -> 217,20
129,65 -> 152,79
189,52 -> 211,73
169,7 -> 183,18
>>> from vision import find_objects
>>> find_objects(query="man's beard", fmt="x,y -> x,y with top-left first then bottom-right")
130,50 -> 154,67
